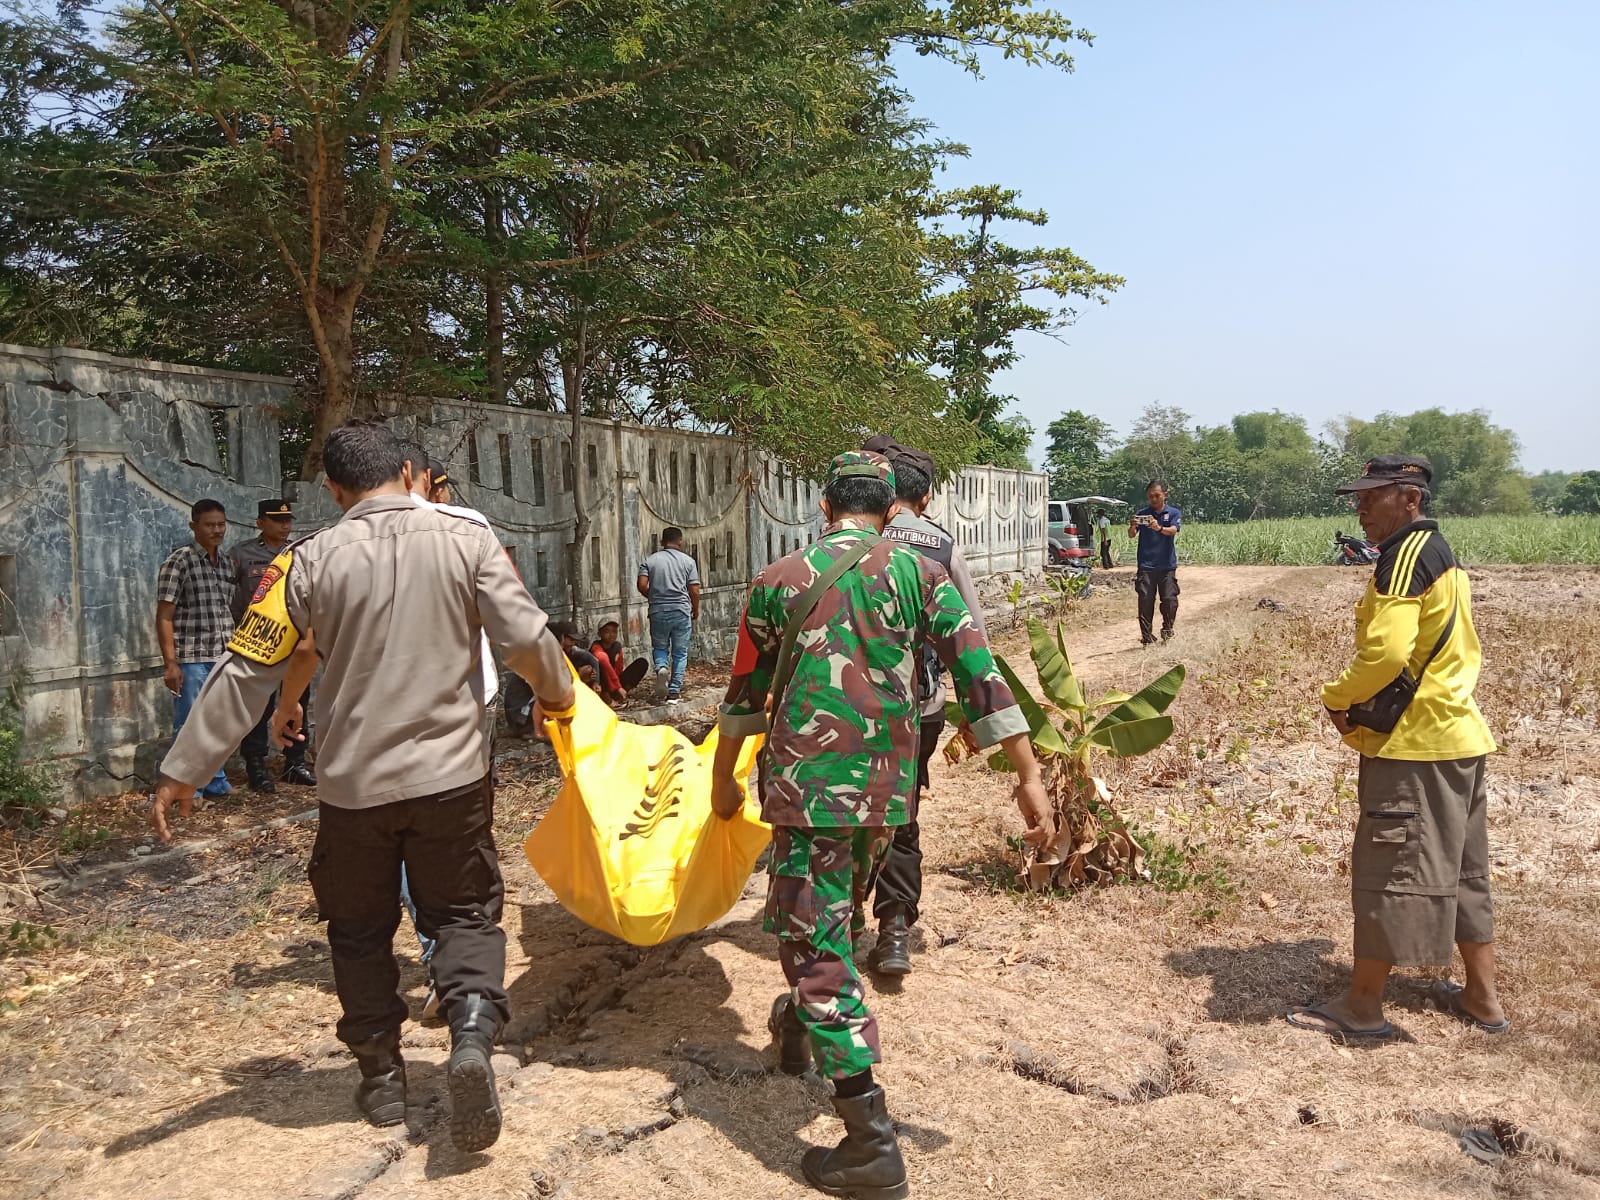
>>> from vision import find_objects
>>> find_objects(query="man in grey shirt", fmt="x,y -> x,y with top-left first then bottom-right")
862,436 -> 988,979
152,422 -> 576,1154
636,526 -> 701,703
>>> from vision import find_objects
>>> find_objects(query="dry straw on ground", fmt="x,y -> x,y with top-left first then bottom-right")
1,564 -> 1597,1200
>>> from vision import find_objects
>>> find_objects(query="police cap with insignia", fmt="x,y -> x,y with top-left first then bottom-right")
1334,454 -> 1433,494
257,498 -> 294,519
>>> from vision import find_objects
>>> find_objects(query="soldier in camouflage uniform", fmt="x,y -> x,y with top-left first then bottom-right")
711,450 -> 1052,1200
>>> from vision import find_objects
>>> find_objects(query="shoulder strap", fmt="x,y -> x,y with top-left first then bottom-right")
767,534 -> 882,715
1418,592 -> 1459,677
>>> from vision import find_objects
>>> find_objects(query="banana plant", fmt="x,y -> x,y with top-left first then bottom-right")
947,616 -> 1185,891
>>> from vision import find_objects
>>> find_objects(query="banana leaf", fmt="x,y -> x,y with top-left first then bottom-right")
1087,714 -> 1174,757
993,654 -> 1069,754
1027,617 -> 1085,711
1089,690 -> 1133,710
1090,663 -> 1185,734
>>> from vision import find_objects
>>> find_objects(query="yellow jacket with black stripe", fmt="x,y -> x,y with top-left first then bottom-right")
1321,520 -> 1496,761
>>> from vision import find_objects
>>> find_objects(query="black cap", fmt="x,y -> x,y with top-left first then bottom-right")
861,433 -> 936,489
1334,454 -> 1433,495
429,458 -> 450,487
257,498 -> 293,518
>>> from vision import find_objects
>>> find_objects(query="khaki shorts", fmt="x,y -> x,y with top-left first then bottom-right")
1350,754 -> 1493,966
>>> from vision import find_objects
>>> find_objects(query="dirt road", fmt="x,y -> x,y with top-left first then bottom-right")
3,565 -> 1597,1200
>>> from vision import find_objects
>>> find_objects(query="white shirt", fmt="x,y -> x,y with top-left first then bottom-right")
410,493 -> 499,700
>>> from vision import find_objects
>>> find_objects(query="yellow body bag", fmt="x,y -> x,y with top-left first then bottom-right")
524,676 -> 769,946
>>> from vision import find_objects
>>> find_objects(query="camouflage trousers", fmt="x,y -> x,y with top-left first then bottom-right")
764,825 -> 894,1079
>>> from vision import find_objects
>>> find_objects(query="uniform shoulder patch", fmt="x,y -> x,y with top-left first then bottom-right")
227,547 -> 302,665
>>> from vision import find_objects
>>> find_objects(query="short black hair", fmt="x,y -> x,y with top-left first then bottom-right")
825,476 -> 893,517
396,439 -> 429,476
323,421 -> 406,491
1146,479 -> 1169,493
893,462 -> 931,503
661,527 -> 684,546
191,498 -> 225,520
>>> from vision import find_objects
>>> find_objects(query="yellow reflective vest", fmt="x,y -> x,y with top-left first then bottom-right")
1321,520 -> 1496,761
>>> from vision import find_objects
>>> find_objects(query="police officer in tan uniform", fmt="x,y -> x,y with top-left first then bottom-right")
152,421 -> 577,1152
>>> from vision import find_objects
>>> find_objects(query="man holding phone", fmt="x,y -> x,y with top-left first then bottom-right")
1128,480 -> 1181,644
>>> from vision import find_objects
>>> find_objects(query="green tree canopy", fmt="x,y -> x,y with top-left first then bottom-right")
1043,410 -> 1115,496
1556,471 -> 1600,516
0,0 -> 1113,481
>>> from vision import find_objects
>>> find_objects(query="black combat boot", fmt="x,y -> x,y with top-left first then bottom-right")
768,992 -> 812,1076
348,1030 -> 406,1127
801,1086 -> 909,1199
447,992 -> 503,1153
282,761 -> 317,786
244,758 -> 275,793
867,910 -> 912,978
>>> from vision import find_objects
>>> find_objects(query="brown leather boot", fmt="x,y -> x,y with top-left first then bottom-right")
348,1030 -> 406,1128
800,1086 -> 909,1198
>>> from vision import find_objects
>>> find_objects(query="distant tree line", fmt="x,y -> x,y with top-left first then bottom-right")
1045,405 -> 1600,521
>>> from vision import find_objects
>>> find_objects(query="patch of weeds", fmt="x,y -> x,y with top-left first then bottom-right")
2,919 -> 59,961
1132,829 -> 1238,922
0,671 -> 59,830
57,814 -> 111,856
245,860 -> 301,923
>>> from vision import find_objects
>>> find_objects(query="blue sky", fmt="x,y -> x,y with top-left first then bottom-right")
893,0 -> 1599,473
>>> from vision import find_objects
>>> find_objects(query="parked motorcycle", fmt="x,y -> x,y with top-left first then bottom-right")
1333,529 -> 1380,567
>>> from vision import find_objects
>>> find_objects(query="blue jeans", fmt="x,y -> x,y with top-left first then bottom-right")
175,662 -> 231,796
399,864 -> 437,967
649,610 -> 693,697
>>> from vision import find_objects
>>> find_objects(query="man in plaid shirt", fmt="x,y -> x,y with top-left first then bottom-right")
155,498 -> 236,797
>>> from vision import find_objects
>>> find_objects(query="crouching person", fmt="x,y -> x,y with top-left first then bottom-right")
151,422 -> 577,1150
710,451 -> 1053,1198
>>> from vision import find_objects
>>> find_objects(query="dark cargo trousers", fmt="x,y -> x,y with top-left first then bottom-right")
1135,568 -> 1180,641
307,776 -> 507,1046
870,711 -> 945,926
240,687 -> 310,767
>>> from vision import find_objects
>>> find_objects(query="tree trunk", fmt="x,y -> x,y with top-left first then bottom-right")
485,157 -> 507,406
303,295 -> 359,479
565,320 -> 590,619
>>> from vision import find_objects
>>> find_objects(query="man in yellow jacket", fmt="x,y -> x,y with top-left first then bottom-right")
1288,455 -> 1508,1040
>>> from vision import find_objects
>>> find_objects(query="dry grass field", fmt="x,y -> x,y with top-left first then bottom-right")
2,564 -> 1597,1200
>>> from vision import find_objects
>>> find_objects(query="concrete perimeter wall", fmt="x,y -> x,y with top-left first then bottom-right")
0,345 -> 1046,797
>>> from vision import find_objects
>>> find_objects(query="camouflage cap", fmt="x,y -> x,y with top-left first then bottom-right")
825,449 -> 896,491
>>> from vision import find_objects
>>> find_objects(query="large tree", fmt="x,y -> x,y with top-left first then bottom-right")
921,185 -> 1121,470
3,0 -> 1109,482
1043,409 -> 1114,496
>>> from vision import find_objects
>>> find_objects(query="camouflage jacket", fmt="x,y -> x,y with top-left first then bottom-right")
718,519 -> 1026,829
